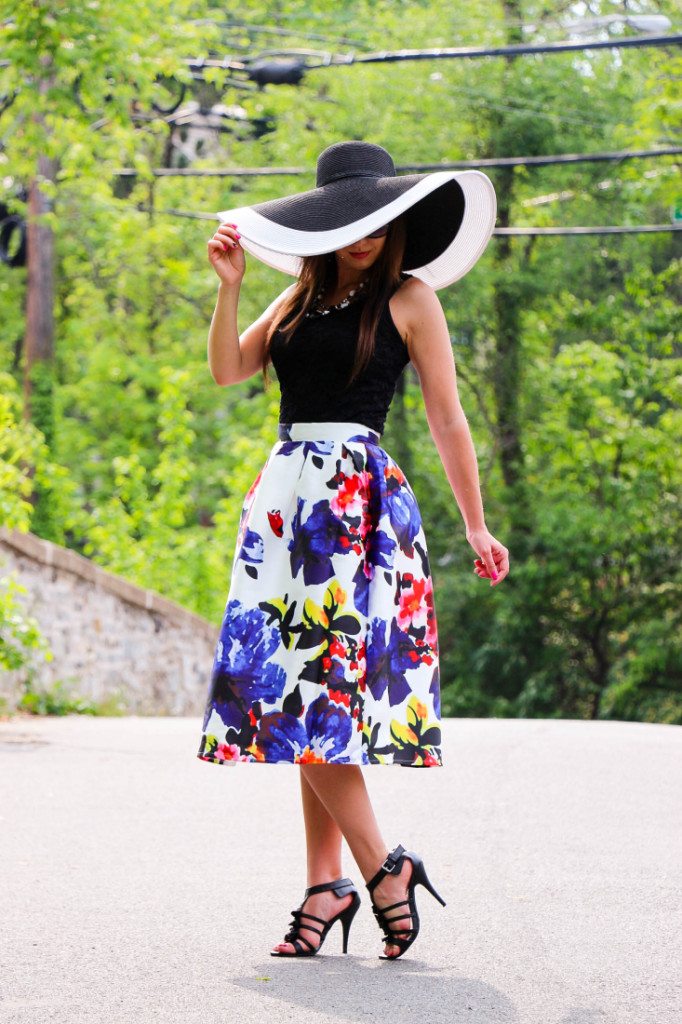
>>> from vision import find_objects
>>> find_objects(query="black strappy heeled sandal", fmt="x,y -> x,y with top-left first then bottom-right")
270,876 -> 361,957
366,844 -> 446,960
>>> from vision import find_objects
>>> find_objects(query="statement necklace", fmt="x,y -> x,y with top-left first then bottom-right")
305,277 -> 369,317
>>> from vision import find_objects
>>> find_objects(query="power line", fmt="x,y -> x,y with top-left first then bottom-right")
3,30 -> 679,81
400,147 -> 682,170
495,224 -> 682,235
323,33 -> 682,64
188,17 -> 368,48
112,146 -> 681,178
188,11 -> 608,43
175,32 -> 682,80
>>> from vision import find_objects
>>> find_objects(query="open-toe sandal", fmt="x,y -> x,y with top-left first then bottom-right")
270,876 -> 361,957
366,844 -> 446,960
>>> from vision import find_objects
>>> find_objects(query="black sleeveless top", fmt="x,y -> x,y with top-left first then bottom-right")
269,275 -> 411,435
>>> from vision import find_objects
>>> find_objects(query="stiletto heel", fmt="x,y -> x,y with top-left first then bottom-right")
270,876 -> 361,957
339,901 -> 357,953
412,858 -> 447,906
366,844 -> 446,960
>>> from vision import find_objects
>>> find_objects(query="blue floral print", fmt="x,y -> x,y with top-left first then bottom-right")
238,528 -> 264,565
209,600 -> 288,711
289,498 -> 357,585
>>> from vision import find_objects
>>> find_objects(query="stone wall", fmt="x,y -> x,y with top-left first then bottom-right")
0,527 -> 218,716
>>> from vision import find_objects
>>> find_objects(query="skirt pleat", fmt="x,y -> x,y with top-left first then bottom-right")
197,420 -> 443,767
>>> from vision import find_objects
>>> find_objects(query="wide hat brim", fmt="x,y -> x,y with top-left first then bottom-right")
215,169 -> 497,291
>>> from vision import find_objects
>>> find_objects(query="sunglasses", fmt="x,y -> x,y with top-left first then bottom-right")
364,224 -> 389,238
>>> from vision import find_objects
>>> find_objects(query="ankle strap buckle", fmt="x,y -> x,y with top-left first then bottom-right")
380,844 -> 405,874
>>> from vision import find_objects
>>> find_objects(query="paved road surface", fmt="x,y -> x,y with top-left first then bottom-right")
1,714 -> 680,1024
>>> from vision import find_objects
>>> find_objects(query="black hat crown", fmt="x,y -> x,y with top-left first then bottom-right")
316,141 -> 396,187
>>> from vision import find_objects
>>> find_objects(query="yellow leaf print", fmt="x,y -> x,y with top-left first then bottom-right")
303,596 -> 329,627
324,581 -> 347,610
390,695 -> 438,754
390,722 -> 420,746
408,698 -> 428,727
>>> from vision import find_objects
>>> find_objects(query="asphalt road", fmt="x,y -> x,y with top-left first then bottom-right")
1,714 -> 680,1024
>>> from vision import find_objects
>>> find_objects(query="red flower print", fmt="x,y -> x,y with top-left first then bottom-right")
267,509 -> 284,536
216,742 -> 249,762
330,470 -> 371,520
329,638 -> 347,658
397,574 -> 438,646
245,468 -> 263,503
328,688 -> 351,708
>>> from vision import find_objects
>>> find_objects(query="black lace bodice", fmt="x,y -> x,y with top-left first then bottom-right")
269,276 -> 411,435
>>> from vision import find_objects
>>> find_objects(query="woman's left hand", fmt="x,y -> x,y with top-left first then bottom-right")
466,527 -> 509,587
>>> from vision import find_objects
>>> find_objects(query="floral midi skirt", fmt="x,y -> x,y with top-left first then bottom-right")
196,420 -> 443,767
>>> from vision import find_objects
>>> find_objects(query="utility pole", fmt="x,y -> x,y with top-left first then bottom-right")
23,53 -> 59,538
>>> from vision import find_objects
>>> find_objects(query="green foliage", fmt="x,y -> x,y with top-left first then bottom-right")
0,565 -> 52,673
0,372 -> 42,531
433,261 -> 681,723
0,558 -> 126,717
17,679 -> 127,716
0,371 -> 88,543
25,359 -> 58,539
1,1 -> 680,720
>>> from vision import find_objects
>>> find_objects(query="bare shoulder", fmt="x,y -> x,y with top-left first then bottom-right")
388,276 -> 444,356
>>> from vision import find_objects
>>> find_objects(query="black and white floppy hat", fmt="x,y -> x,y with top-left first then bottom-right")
215,140 -> 497,291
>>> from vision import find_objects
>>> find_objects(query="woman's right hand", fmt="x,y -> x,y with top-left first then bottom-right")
208,222 -> 245,286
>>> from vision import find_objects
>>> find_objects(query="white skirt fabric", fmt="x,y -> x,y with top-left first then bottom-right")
196,420 -> 443,767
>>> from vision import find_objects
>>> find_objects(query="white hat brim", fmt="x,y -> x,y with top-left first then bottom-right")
216,169 -> 496,291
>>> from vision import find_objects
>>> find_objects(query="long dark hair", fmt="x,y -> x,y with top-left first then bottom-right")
262,213 -> 407,390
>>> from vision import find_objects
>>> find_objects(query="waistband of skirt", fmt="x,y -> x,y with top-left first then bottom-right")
277,421 -> 381,445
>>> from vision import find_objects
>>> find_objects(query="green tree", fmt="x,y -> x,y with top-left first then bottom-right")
1,1 -> 679,721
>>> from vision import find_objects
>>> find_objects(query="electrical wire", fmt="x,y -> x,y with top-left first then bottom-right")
174,31 -> 682,81
188,17 -> 368,49
112,146 -> 682,178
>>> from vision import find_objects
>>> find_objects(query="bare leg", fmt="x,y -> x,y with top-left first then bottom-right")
301,766 -> 344,883
299,763 -> 414,958
271,768 -> 352,954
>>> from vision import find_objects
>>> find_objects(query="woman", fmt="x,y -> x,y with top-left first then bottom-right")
198,141 -> 509,960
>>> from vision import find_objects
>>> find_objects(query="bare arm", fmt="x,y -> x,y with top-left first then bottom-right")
205,219 -> 295,386
207,279 -> 295,386
402,278 -> 509,585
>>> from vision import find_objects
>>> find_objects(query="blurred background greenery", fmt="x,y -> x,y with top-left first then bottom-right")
1,1 -> 680,721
